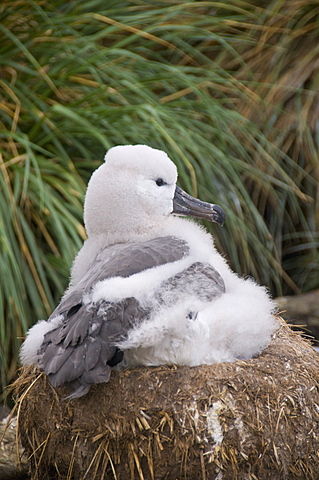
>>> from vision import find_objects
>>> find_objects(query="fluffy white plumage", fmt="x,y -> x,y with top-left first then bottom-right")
20,144 -> 278,398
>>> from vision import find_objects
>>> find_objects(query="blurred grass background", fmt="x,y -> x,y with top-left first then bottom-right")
0,0 -> 318,396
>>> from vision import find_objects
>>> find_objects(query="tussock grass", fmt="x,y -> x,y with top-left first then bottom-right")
0,0 -> 318,393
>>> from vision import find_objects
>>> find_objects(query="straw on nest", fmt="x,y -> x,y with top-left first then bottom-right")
14,319 -> 319,480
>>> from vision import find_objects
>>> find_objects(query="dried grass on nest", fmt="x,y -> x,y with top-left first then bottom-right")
14,319 -> 319,480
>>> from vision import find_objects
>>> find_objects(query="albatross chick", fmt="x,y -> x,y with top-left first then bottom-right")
20,145 -> 277,398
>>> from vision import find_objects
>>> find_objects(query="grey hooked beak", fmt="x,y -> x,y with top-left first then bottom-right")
172,186 -> 225,226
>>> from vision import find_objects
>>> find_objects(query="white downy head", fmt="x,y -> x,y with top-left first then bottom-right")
84,145 -> 178,240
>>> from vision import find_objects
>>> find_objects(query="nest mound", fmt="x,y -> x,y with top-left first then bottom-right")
15,320 -> 319,480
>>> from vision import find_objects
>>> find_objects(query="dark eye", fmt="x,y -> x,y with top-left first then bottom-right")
155,178 -> 167,186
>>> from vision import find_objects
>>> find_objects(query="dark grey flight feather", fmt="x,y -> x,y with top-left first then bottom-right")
41,297 -> 147,399
39,236 -> 225,399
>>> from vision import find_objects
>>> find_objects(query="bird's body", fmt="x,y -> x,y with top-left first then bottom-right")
20,145 -> 277,398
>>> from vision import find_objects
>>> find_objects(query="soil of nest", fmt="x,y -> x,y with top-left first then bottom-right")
14,319 -> 319,480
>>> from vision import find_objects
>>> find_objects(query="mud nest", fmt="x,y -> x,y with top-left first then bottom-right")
14,319 -> 319,480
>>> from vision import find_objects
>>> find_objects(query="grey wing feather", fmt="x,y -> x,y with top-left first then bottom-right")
51,236 -> 189,318
155,262 -> 225,306
39,236 -> 188,398
40,297 -> 148,398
